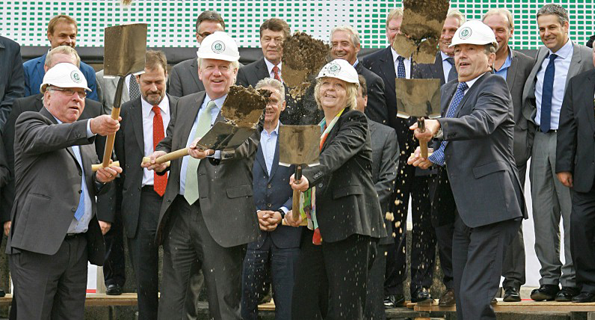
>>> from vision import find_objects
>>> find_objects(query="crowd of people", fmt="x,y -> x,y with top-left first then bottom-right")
0,3 -> 594,320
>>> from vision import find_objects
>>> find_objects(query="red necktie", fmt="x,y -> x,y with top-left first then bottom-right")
152,106 -> 167,196
272,65 -> 281,81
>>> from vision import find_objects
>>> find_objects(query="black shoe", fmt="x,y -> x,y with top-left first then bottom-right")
438,288 -> 455,307
572,292 -> 595,303
106,284 -> 123,296
411,289 -> 431,304
531,284 -> 559,301
555,287 -> 580,302
503,287 -> 521,302
0,289 -> 5,297
383,294 -> 405,308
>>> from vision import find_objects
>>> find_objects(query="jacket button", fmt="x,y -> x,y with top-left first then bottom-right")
71,207 -> 76,212
267,184 -> 272,189
267,203 -> 272,208
78,190 -> 82,194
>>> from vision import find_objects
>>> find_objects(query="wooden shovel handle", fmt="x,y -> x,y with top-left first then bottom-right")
141,148 -> 189,167
292,165 -> 303,221
91,161 -> 120,172
101,76 -> 126,167
417,118 -> 429,158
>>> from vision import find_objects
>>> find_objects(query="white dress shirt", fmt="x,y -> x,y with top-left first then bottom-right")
390,47 -> 412,79
264,58 -> 282,82
141,95 -> 171,186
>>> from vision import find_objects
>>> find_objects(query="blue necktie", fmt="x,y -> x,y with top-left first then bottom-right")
72,146 -> 85,221
446,57 -> 457,82
540,53 -> 557,133
397,56 -> 406,79
429,82 -> 469,166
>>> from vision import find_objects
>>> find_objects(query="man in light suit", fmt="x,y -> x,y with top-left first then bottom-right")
144,32 -> 260,320
6,62 -> 121,320
330,25 -> 388,125
556,45 -> 595,303
521,4 -> 594,302
241,78 -> 301,320
96,69 -> 131,115
167,11 -> 225,97
23,14 -> 98,101
409,21 -> 525,320
482,8 -> 535,302
355,75 -> 399,320
0,35 -> 25,128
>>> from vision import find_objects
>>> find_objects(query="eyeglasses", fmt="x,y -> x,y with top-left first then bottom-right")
50,87 -> 87,98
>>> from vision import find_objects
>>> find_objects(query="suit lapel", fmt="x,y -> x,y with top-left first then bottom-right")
129,98 -> 145,152
36,53 -> 48,85
190,59 -> 202,90
585,72 -> 595,132
434,53 -> 446,85
506,51 -> 519,89
455,74 -> 489,118
255,140 -> 267,177
567,43 -> 584,87
257,58 -> 270,80
40,107 -> 79,163
178,93 -> 204,147
268,135 -> 280,181
379,47 -> 397,95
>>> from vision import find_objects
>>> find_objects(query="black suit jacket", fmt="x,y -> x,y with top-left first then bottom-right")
556,69 -> 595,193
155,91 -> 260,247
414,52 -> 450,86
362,46 -> 416,157
250,128 -> 301,249
1,94 -> 107,223
302,109 -> 386,242
355,62 -> 388,125
236,58 -> 270,88
115,94 -> 178,238
0,36 -> 25,127
369,119 -> 398,245
6,108 -> 108,265
167,58 -> 205,97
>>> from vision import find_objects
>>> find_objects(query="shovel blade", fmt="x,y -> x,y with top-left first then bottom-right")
104,24 -> 147,77
279,125 -> 320,165
396,79 -> 441,119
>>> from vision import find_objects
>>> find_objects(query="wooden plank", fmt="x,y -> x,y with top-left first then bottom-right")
0,293 -> 140,307
413,300 -> 595,313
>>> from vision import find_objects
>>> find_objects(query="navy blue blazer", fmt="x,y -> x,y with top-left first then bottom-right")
0,36 -> 25,127
250,128 -> 301,250
23,52 -> 98,101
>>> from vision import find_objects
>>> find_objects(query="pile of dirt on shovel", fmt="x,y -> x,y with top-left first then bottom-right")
221,85 -> 271,128
282,32 -> 330,99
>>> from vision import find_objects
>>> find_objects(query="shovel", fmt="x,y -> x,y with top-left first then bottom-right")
279,125 -> 320,221
100,23 -> 147,168
396,78 -> 441,158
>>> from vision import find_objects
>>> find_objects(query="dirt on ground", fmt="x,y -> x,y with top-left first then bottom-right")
394,0 -> 450,64
282,32 -> 330,99
222,85 -> 271,128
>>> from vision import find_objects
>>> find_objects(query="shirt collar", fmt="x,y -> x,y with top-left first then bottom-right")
391,47 -> 410,62
263,121 -> 280,136
205,94 -> 227,110
495,50 -> 513,72
441,51 -> 453,62
264,58 -> 281,75
141,95 -> 170,115
549,39 -> 573,60
463,73 -> 484,90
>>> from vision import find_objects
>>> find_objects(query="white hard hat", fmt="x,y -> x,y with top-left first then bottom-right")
196,31 -> 240,62
316,59 -> 359,85
450,20 -> 498,48
40,63 -> 90,93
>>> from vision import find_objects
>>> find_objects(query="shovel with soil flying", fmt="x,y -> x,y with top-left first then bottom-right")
141,86 -> 270,166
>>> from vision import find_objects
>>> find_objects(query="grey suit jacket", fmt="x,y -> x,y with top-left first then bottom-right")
167,58 -> 205,97
369,119 -> 398,244
522,43 -> 594,133
6,108 -> 108,265
556,69 -> 595,193
96,69 -> 130,115
506,50 -> 535,167
438,73 -> 525,228
155,91 -> 260,247
115,94 -> 178,238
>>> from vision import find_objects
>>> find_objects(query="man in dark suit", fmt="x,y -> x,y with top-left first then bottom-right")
241,78 -> 301,320
0,35 -> 25,128
6,62 -> 120,319
330,25 -> 388,125
482,8 -> 535,302
2,46 -> 112,245
409,21 -> 525,320
355,75 -> 399,319
144,32 -> 260,320
114,50 -> 179,319
362,7 -> 433,306
411,9 -> 465,307
167,11 -> 225,97
556,45 -> 595,303
23,15 -> 98,101
521,4 -> 594,302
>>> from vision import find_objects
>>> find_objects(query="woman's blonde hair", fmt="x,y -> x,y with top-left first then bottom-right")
314,77 -> 359,111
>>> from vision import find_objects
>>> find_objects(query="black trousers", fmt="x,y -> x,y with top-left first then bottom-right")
385,161 -> 435,296
159,196 -> 245,320
453,215 -> 519,320
365,243 -> 388,320
292,229 -> 374,320
103,183 -> 126,288
570,186 -> 595,293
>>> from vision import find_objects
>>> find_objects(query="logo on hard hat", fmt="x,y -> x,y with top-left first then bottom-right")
211,41 -> 225,54
327,62 -> 341,75
459,27 -> 472,40
70,71 -> 82,83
